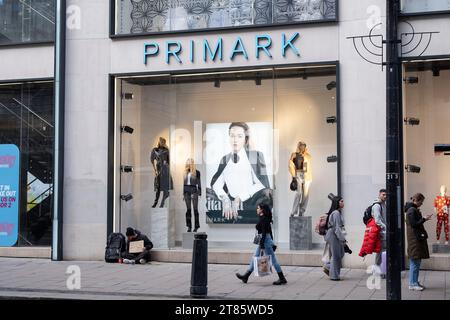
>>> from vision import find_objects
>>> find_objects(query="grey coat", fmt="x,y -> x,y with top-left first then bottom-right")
325,210 -> 346,261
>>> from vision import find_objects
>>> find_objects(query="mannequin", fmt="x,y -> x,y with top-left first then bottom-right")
183,158 -> 202,232
150,137 -> 173,208
289,141 -> 312,217
434,185 -> 450,245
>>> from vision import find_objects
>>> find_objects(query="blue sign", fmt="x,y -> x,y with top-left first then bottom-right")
0,144 -> 20,247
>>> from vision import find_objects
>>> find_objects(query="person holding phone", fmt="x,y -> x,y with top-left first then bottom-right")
405,193 -> 432,291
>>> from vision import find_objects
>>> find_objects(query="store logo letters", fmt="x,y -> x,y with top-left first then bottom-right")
143,33 -> 300,65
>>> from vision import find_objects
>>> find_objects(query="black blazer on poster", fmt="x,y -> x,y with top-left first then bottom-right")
183,170 -> 201,196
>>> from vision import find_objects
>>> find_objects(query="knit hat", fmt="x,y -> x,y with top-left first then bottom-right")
126,227 -> 135,237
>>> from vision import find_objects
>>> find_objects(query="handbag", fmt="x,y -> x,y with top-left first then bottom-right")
290,177 -> 298,191
253,232 -> 262,245
253,250 -> 272,277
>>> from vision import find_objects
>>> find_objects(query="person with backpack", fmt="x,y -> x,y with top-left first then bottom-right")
405,193 -> 432,291
235,203 -> 287,285
372,189 -> 387,275
323,195 -> 347,281
121,227 -> 154,264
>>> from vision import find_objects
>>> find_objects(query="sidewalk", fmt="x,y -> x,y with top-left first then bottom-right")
0,258 -> 449,300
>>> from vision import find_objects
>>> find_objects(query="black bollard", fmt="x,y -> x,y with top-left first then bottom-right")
190,232 -> 208,298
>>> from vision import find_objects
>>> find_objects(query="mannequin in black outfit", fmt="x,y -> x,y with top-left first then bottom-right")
150,137 -> 172,208
183,158 -> 202,232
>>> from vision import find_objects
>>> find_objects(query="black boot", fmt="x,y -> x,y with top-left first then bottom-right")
236,271 -> 252,284
152,191 -> 160,208
273,272 -> 287,285
186,209 -> 192,232
193,210 -> 200,232
160,192 -> 169,208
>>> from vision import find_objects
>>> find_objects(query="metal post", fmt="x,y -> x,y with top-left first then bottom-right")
386,0 -> 402,300
190,232 -> 208,298
52,0 -> 66,261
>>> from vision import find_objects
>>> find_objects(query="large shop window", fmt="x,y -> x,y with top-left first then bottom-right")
114,66 -> 338,249
404,59 -> 450,248
0,81 -> 54,246
0,0 -> 55,45
114,0 -> 337,35
401,0 -> 450,14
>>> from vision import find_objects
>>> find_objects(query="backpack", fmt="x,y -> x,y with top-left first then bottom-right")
105,232 -> 126,263
315,214 -> 328,236
363,202 -> 381,225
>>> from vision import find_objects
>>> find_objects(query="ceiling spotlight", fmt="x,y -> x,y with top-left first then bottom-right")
122,93 -> 134,100
121,165 -> 133,173
326,81 -> 336,91
301,70 -> 308,80
405,164 -> 421,173
432,67 -> 440,77
327,155 -> 338,163
255,74 -> 262,86
404,117 -> 420,126
404,77 -> 419,84
121,125 -> 134,134
120,193 -> 133,202
326,116 -> 337,124
214,78 -> 220,88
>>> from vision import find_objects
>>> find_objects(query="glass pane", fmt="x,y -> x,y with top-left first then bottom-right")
0,81 -> 54,246
115,0 -> 337,35
0,0 -> 55,45
116,66 -> 337,250
401,0 -> 450,14
403,60 -> 450,245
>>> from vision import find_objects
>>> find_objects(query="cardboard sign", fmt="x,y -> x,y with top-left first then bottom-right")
129,240 -> 144,253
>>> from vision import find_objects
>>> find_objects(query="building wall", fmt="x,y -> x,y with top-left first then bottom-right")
2,0 -> 449,266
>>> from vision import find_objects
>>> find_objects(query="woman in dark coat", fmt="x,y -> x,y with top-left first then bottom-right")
405,193 -> 432,291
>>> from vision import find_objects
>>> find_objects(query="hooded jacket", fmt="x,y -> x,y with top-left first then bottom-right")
405,202 -> 430,260
359,217 -> 382,257
126,229 -> 154,252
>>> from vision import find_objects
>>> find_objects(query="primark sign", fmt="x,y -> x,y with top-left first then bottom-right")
143,32 -> 301,65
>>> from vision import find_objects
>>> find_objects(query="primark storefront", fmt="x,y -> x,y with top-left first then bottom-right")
1,0 -> 450,271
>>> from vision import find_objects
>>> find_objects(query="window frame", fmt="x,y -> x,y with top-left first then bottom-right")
109,0 -> 339,39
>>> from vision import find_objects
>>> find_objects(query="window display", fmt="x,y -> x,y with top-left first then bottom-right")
289,141 -> 312,217
183,158 -> 202,232
434,185 -> 450,244
150,137 -> 173,208
115,67 -> 338,248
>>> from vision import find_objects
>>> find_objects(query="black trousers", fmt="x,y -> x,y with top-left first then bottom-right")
184,187 -> 199,229
154,188 -> 169,206
121,249 -> 151,264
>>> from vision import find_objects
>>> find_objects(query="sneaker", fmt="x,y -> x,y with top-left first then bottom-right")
139,258 -> 147,264
408,285 -> 424,291
417,282 -> 426,289
445,241 -> 449,245
123,259 -> 135,265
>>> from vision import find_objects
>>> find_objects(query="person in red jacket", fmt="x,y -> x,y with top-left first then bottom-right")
359,216 -> 382,257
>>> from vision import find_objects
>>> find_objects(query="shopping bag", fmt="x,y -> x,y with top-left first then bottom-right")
253,251 -> 272,277
380,251 -> 387,275
321,242 -> 331,264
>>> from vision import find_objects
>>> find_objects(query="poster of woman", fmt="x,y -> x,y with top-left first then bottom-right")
205,122 -> 273,224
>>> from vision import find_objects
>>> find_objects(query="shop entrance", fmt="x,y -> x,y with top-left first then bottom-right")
113,66 -> 339,250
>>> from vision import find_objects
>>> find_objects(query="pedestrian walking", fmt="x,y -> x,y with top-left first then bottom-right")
235,203 -> 287,285
405,193 -> 432,291
323,195 -> 347,281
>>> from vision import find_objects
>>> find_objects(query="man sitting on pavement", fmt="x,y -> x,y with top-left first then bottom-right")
121,227 -> 153,264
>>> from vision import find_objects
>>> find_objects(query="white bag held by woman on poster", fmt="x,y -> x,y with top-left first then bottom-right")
253,250 -> 272,277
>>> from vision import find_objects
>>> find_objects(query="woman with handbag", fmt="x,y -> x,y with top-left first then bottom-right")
235,203 -> 287,285
323,195 -> 347,281
405,193 -> 432,291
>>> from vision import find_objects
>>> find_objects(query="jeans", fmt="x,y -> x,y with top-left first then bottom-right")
247,235 -> 282,274
409,258 -> 421,286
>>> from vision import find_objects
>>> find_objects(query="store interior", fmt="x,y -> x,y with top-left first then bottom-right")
115,66 -> 338,249
404,59 -> 450,247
